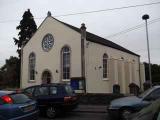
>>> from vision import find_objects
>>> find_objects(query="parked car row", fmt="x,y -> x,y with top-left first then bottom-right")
0,83 -> 78,120
1,84 -> 160,120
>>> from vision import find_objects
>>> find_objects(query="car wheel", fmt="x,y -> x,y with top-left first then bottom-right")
121,109 -> 132,120
46,106 -> 57,119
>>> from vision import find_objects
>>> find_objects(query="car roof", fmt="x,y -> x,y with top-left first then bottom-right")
41,83 -> 68,86
25,83 -> 68,88
0,90 -> 15,97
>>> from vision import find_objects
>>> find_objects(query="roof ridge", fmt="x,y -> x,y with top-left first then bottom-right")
26,16 -> 139,57
53,17 -> 139,57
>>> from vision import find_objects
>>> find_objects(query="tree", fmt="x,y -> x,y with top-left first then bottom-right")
10,9 -> 37,88
144,62 -> 160,84
13,9 -> 37,57
0,56 -> 20,87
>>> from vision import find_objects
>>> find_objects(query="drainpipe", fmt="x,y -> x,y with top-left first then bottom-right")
80,23 -> 87,93
138,57 -> 142,91
20,42 -> 25,89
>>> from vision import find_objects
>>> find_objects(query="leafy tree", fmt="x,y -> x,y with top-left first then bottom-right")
144,62 -> 160,84
8,9 -> 37,88
0,56 -> 20,88
13,9 -> 37,57
0,70 -> 4,86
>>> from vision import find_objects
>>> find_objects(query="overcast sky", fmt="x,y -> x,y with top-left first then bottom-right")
0,0 -> 160,67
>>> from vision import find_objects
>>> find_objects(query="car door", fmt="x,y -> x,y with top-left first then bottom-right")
48,86 -> 63,104
33,86 -> 49,107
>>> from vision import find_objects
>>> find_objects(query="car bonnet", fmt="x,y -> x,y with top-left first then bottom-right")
111,96 -> 142,107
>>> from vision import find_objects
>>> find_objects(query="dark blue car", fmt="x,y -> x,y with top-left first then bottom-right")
0,90 -> 39,120
23,83 -> 78,118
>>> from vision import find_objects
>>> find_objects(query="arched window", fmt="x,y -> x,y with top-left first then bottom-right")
61,46 -> 71,80
103,53 -> 108,78
29,52 -> 36,81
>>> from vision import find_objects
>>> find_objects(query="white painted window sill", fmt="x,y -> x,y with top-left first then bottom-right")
28,80 -> 36,83
102,78 -> 109,81
62,79 -> 70,82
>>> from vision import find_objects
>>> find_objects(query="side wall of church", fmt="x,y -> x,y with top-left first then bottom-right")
85,41 -> 142,94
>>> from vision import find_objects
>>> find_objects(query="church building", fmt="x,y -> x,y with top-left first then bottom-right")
20,12 -> 145,94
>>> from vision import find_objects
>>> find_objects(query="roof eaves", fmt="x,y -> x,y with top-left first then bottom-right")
56,20 -> 140,57
86,32 -> 140,57
24,16 -> 140,57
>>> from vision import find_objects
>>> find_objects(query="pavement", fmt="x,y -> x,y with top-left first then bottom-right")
73,104 -> 107,113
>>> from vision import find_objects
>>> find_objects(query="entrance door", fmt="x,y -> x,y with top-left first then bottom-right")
42,71 -> 52,84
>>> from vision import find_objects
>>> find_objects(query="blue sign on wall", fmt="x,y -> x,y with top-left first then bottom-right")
71,80 -> 79,90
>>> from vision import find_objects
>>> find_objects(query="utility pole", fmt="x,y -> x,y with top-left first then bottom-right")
142,14 -> 152,88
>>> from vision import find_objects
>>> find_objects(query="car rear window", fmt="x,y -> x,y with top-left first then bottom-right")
10,94 -> 30,104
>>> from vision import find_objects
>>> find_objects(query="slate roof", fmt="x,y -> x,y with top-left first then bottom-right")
60,20 -> 139,57
26,16 -> 139,57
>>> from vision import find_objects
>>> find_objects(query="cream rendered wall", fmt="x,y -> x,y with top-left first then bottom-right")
140,63 -> 146,90
21,17 -> 82,88
85,41 -> 140,93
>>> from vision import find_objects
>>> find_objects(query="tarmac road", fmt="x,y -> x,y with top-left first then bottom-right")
39,112 -> 109,120
38,105 -> 109,120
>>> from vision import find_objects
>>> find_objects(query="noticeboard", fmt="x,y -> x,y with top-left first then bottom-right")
70,77 -> 85,90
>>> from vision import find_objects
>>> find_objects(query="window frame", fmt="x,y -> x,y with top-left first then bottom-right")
61,46 -> 71,81
28,52 -> 36,82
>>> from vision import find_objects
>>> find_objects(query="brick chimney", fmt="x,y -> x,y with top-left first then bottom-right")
47,11 -> 52,17
80,23 -> 86,40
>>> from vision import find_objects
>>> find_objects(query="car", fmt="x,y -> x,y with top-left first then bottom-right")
23,83 -> 78,118
108,86 -> 160,120
0,90 -> 39,120
129,98 -> 160,120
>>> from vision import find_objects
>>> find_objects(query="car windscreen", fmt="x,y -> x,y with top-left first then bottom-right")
132,99 -> 160,120
138,88 -> 153,98
10,93 -> 30,104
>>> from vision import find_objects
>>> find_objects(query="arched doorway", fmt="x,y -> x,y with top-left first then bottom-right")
42,70 -> 52,84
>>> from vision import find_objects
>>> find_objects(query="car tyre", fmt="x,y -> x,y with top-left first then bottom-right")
46,106 -> 57,119
121,109 -> 132,120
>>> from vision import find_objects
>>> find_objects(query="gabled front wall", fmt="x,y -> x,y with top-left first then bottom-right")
85,41 -> 140,94
21,17 -> 82,88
